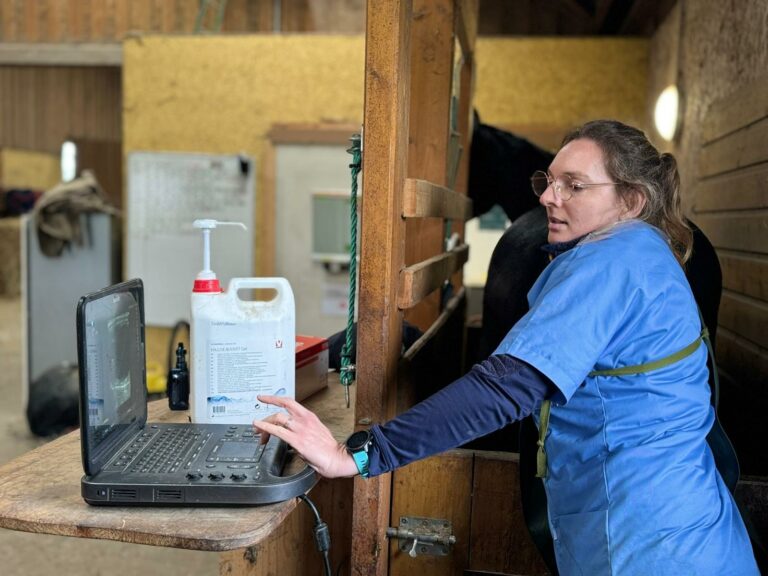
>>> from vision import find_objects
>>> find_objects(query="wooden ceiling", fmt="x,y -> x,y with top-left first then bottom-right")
478,0 -> 678,36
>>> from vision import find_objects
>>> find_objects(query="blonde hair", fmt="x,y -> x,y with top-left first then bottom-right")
561,120 -> 692,265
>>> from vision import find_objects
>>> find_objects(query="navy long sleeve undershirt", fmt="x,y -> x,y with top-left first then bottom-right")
367,354 -> 554,476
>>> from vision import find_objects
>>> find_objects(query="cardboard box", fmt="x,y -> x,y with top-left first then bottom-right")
296,335 -> 329,401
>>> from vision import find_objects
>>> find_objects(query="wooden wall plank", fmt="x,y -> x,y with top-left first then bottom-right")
402,178 -> 472,220
113,0 -> 131,39
91,0 -> 107,41
224,0 -> 248,32
23,0 -> 38,42
398,245 -> 469,310
0,0 -> 13,41
470,452 -> 548,575
719,251 -> 768,302
47,0 -> 67,42
0,65 -> 121,153
353,0 -> 412,574
402,287 -> 465,361
68,0 -> 83,40
389,451 -> 473,576
158,0 -> 175,33
702,75 -> 768,144
695,162 -> 768,213
717,328 -> 768,392
178,0 -> 198,33
130,0 -> 152,34
694,213 -> 768,254
450,22 -> 474,291
0,0 -> 371,40
699,116 -> 768,178
719,291 -> 768,350
73,138 -> 123,208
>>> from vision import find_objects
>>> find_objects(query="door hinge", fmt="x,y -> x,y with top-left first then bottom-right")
386,516 -> 456,557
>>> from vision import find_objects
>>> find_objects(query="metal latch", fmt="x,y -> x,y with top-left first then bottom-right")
386,516 -> 456,558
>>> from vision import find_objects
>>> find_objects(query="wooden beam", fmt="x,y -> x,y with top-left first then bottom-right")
402,178 -> 472,220
0,42 -> 122,66
403,287 -> 465,361
404,0 -> 456,331
353,0 -> 412,574
398,245 -> 469,310
456,0 -> 478,56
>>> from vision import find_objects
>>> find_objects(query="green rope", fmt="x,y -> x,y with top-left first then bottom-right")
340,134 -> 361,407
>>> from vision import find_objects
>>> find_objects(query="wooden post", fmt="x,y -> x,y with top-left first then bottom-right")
403,0 -> 456,332
352,1 -> 412,575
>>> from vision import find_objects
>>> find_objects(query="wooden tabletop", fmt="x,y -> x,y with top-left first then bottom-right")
0,375 -> 355,552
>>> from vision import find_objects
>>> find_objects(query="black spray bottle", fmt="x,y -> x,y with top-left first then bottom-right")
168,342 -> 190,410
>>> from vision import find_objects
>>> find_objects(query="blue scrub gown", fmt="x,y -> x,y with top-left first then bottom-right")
495,220 -> 758,576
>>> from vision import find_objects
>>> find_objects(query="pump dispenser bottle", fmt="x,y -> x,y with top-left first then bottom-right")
190,219 -> 295,424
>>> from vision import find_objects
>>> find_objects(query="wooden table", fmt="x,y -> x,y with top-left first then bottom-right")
0,376 -> 355,573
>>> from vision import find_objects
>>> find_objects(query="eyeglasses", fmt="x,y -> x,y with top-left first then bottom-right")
530,170 -> 620,202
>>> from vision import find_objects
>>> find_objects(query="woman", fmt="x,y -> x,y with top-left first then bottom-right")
254,120 -> 759,575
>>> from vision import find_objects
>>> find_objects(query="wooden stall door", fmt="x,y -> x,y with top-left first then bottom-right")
389,450 -> 549,576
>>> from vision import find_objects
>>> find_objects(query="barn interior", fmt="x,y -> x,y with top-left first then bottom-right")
0,1 -> 766,575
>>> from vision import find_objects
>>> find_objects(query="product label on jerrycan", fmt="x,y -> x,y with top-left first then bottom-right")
204,321 -> 293,421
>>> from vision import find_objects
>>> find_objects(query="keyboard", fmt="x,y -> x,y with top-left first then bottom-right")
112,428 -> 212,474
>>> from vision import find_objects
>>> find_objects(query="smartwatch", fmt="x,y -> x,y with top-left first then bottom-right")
345,429 -> 373,478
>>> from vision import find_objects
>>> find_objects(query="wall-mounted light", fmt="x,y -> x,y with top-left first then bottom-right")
60,140 -> 78,182
654,85 -> 680,142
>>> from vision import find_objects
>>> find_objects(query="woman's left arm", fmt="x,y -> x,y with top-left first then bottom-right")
368,354 -> 552,475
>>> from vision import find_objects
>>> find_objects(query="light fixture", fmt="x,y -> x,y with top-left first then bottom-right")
654,85 -> 680,142
60,140 -> 77,182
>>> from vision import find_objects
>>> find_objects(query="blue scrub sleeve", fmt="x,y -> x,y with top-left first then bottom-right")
366,354 -> 553,476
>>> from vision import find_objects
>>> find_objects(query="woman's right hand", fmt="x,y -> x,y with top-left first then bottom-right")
253,395 -> 360,479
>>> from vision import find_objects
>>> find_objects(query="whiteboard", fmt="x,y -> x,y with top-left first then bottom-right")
126,151 -> 255,326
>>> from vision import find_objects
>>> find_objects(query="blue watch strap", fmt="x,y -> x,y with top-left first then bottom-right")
351,450 -> 370,478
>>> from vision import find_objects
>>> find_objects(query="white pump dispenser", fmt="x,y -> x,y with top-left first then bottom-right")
189,219 -> 295,424
192,219 -> 247,293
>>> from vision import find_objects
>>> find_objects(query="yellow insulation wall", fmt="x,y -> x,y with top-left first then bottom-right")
124,35 -> 366,367
0,149 -> 60,190
123,34 -> 647,365
474,38 -> 648,131
123,34 -> 647,266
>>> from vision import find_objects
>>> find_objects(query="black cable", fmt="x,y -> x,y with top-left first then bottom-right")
299,494 -> 332,576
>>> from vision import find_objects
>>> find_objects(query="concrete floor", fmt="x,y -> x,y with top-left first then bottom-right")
0,296 -> 219,576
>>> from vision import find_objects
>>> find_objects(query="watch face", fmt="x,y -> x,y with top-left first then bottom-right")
346,430 -> 371,451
